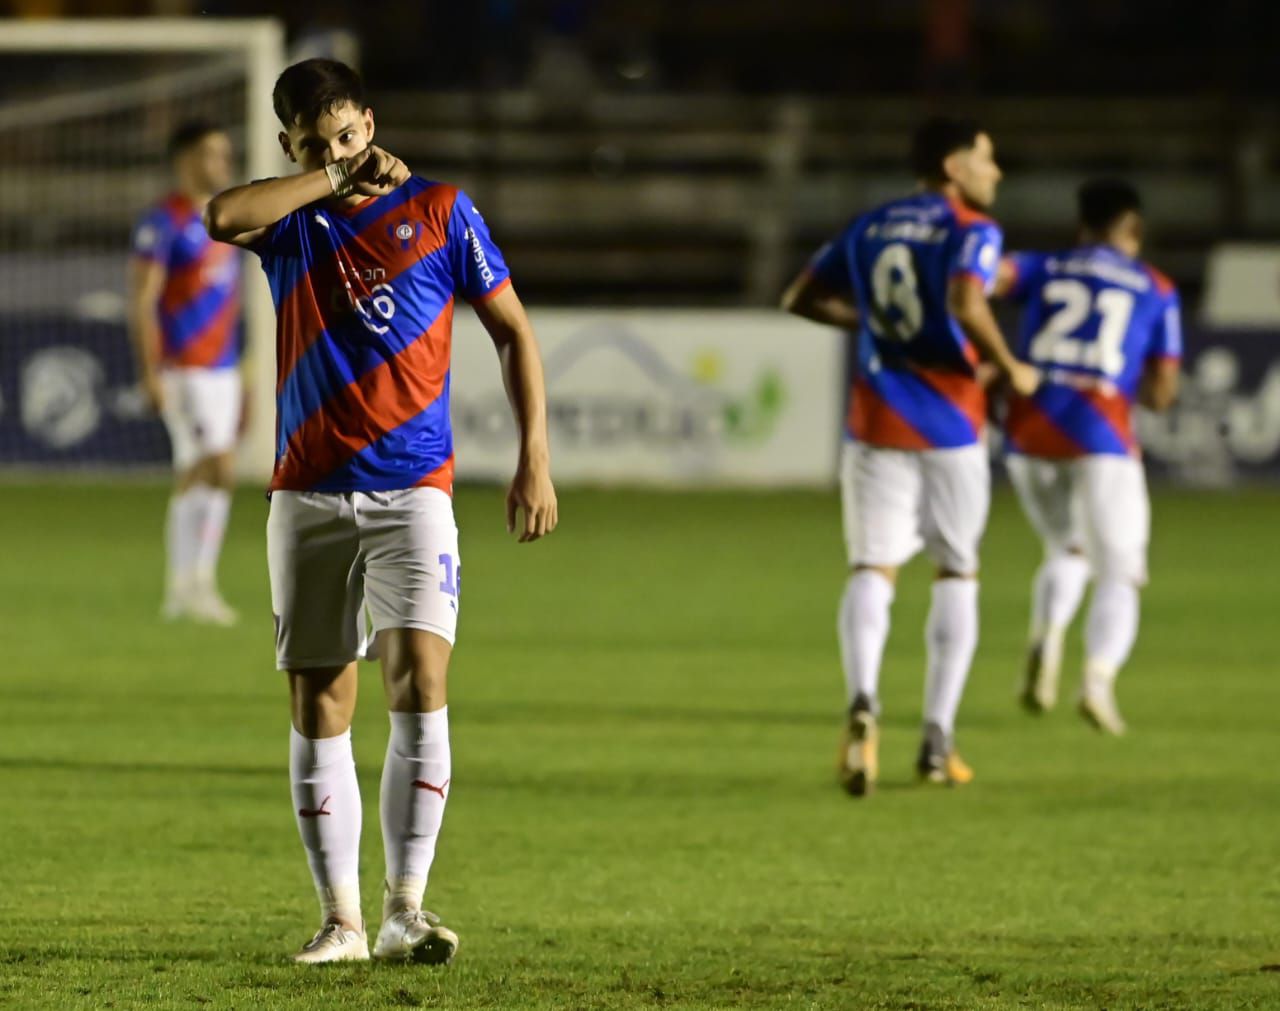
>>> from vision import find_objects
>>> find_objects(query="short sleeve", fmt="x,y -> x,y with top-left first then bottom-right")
1001,251 -> 1044,303
446,191 -> 511,302
950,221 -> 1003,293
1147,289 -> 1183,361
808,235 -> 852,294
131,208 -> 175,264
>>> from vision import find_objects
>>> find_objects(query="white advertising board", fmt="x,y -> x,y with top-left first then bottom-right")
449,309 -> 844,487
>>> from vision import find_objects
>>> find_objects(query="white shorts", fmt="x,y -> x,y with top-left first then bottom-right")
160,366 -> 241,471
266,487 -> 461,671
1006,453 -> 1150,585
840,441 -> 990,574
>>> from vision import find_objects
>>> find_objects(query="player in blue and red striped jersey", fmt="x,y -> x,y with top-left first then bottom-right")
782,116 -> 1039,797
128,120 -> 243,626
995,178 -> 1181,735
205,59 -> 557,965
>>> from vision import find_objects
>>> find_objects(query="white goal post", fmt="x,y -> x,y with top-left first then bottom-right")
0,18 -> 286,480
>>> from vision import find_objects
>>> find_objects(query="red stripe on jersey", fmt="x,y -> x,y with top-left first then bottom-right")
274,186 -> 460,391
173,293 -> 241,368
849,377 -> 933,450
910,365 -> 987,435
946,195 -> 995,229
1005,397 -> 1084,458
415,454 -> 455,495
271,300 -> 455,490
1080,387 -> 1136,452
469,275 -> 512,304
1143,263 -> 1176,297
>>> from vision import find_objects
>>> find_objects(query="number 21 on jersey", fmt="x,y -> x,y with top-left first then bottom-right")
1029,280 -> 1133,378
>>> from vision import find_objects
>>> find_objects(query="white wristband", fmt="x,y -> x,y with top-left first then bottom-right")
325,160 -> 354,196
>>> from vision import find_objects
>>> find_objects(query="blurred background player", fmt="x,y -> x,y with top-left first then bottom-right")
996,178 -> 1181,734
782,116 -> 1039,795
204,58 -> 558,964
128,120 -> 243,626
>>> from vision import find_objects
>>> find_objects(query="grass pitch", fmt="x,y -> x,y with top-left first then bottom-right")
0,482 -> 1276,1009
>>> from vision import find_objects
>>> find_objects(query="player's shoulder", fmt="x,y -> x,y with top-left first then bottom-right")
936,193 -> 998,232
1138,260 -> 1177,298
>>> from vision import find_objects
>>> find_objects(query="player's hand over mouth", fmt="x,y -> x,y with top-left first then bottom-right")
344,145 -> 410,196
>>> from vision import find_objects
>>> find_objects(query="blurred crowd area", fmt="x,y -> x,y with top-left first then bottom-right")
2,0 -> 1277,98
2,2 -> 1279,309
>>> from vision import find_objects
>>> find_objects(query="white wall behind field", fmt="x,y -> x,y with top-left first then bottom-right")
450,309 -> 844,488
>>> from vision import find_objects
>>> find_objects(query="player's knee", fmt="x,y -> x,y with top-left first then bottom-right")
380,629 -> 450,711
288,665 -> 357,737
854,563 -> 898,585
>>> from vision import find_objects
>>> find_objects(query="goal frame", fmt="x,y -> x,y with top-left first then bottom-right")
0,18 -> 287,480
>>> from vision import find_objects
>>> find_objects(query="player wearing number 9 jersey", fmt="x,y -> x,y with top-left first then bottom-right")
204,59 -> 558,965
782,117 -> 1038,797
995,178 -> 1181,735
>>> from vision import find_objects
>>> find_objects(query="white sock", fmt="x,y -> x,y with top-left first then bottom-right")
190,485 -> 232,590
164,489 -> 201,596
380,708 -> 451,917
837,570 -> 894,709
1030,553 -> 1091,645
290,727 -> 363,927
1084,579 -> 1140,693
923,578 -> 980,737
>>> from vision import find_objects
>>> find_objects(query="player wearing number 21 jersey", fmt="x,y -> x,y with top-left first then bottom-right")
996,178 -> 1180,735
204,59 -> 557,965
782,117 -> 1039,798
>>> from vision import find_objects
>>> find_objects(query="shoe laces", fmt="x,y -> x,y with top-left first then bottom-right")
305,922 -> 358,950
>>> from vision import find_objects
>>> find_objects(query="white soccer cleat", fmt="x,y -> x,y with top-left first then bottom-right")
1078,683 -> 1127,736
372,909 -> 459,965
186,587 -> 239,627
290,922 -> 370,964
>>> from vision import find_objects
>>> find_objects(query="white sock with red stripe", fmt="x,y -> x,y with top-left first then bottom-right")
190,485 -> 232,590
380,708 -> 451,917
290,727 -> 363,927
1084,579 -> 1140,693
164,489 -> 201,599
838,570 -> 894,710
923,578 -> 980,738
1030,552 -> 1091,655
1029,555 -> 1090,642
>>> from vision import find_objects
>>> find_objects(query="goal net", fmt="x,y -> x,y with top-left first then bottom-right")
0,19 -> 284,478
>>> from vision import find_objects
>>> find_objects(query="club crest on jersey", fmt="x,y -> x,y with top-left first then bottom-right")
389,220 -> 421,250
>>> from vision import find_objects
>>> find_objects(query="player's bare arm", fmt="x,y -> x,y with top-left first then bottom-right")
204,146 -> 409,248
471,285 -> 558,543
946,274 -> 1040,396
1138,357 -> 1180,411
991,256 -> 1020,299
126,256 -> 168,412
780,269 -> 861,329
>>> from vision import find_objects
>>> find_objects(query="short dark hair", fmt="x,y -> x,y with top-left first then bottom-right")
1078,177 -> 1142,232
272,58 -> 366,128
168,119 -> 223,158
911,116 -> 983,180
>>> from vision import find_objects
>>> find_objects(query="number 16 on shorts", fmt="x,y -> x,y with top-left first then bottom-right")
439,553 -> 460,613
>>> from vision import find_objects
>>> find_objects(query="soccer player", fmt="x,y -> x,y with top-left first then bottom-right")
996,179 -> 1180,734
781,116 -> 1039,796
204,59 -> 558,963
129,120 -> 243,625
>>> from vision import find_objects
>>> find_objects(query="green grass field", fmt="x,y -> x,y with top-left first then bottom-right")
1,482 -> 1276,1009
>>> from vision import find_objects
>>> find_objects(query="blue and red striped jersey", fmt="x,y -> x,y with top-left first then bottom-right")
1003,244 -> 1182,458
250,176 -> 511,495
131,193 -> 242,369
809,191 -> 1003,450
